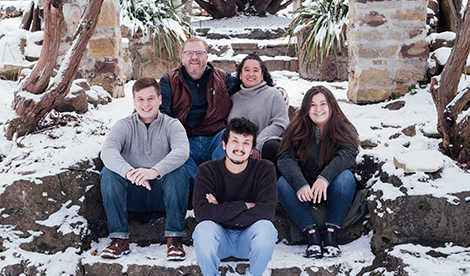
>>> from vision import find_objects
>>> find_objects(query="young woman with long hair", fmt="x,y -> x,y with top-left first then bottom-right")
277,85 -> 359,259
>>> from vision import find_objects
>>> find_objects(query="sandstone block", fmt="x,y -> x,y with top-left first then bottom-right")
360,10 -> 385,27
97,1 -> 118,29
395,66 -> 427,83
348,86 -> 395,104
88,38 -> 120,58
408,29 -> 424,39
399,40 -> 429,59
393,83 -> 414,96
391,8 -> 426,21
357,30 -> 382,41
359,45 -> 398,59
358,68 -> 393,86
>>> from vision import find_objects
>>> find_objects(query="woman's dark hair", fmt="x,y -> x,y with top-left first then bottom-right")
235,54 -> 275,89
278,86 -> 359,171
222,117 -> 259,149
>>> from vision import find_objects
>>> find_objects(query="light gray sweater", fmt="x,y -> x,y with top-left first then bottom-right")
101,112 -> 189,179
228,81 -> 289,152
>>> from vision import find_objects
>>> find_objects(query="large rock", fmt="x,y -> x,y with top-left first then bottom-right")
54,89 -> 89,114
0,164 -> 102,254
368,190 -> 470,253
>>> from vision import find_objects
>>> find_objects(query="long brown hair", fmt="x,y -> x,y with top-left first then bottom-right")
278,86 -> 359,172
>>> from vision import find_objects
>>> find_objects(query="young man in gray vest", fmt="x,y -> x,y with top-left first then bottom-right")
100,78 -> 190,261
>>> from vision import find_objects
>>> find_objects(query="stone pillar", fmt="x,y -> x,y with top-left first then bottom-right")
83,0 -> 124,98
347,0 -> 429,104
60,0 -> 124,98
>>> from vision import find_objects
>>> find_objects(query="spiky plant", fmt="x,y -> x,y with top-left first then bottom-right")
285,0 -> 348,69
121,0 -> 194,61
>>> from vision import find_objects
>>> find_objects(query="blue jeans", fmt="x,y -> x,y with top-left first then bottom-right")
277,170 -> 356,230
185,129 -> 225,190
100,166 -> 189,238
193,220 -> 277,276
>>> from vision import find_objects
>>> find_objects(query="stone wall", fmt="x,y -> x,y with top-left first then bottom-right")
121,28 -> 181,81
347,0 -> 429,104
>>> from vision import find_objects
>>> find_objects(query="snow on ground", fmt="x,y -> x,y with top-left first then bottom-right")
1,8 -> 470,276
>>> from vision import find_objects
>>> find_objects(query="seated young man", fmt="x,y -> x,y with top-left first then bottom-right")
99,78 -> 190,261
192,117 -> 278,276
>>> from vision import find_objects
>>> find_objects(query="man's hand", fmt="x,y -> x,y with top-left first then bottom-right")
206,193 -> 218,204
277,87 -> 289,106
251,148 -> 260,158
126,168 -> 160,191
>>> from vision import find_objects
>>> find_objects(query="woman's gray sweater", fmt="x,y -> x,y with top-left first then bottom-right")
228,81 -> 289,152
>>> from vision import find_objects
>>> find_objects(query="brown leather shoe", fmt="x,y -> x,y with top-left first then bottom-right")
100,238 -> 130,259
167,237 -> 186,261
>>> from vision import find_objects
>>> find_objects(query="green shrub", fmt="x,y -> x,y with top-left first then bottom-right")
121,0 -> 194,60
285,0 -> 348,69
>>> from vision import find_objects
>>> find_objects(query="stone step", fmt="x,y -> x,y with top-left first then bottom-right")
195,27 -> 289,40
210,57 -> 298,73
206,40 -> 298,73
208,41 -> 296,58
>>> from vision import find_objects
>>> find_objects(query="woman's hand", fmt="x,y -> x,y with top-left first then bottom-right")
311,178 -> 328,204
296,186 -> 313,202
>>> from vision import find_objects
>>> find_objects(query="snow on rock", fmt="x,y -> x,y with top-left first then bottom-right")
393,150 -> 445,173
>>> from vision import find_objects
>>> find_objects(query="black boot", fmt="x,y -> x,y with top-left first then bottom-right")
304,225 -> 323,258
323,225 -> 340,257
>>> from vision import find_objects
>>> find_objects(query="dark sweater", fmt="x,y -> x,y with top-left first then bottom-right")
193,157 -> 277,230
278,127 -> 357,193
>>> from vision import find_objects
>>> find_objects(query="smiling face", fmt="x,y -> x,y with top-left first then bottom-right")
309,92 -> 331,131
223,131 -> 253,170
181,40 -> 208,80
240,59 -> 263,88
133,86 -> 161,124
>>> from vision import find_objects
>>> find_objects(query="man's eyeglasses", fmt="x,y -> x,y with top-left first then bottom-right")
183,51 -> 207,57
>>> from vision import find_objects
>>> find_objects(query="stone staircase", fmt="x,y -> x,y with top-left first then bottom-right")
192,15 -> 298,74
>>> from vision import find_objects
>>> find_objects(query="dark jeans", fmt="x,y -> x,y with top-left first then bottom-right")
100,166 -> 189,238
185,129 -> 225,191
277,169 -> 356,230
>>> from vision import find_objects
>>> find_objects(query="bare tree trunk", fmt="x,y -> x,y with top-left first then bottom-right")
17,0 -> 63,96
6,0 -> 104,140
430,0 -> 470,165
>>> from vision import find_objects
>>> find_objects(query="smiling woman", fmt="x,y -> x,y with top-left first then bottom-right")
277,85 -> 360,259
219,54 -> 289,170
